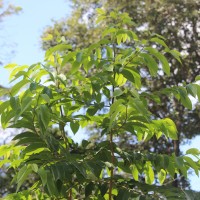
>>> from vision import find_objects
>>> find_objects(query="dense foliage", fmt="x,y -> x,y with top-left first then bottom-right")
0,10 -> 200,199
42,0 -> 200,188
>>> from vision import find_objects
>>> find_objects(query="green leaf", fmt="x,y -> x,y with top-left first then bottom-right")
186,84 -> 197,97
99,183 -> 108,196
158,169 -> 166,184
96,8 -> 105,15
45,44 -> 72,58
32,69 -> 48,83
15,137 -> 42,146
121,68 -> 141,89
103,87 -> 110,98
23,143 -> 46,154
106,46 -> 113,59
150,37 -> 169,49
13,131 -> 39,140
42,33 -> 53,41
0,101 -> 10,115
116,34 -> 123,45
163,155 -> 170,168
38,168 -> 47,186
76,52 -> 83,63
163,118 -> 178,140
145,162 -> 154,184
85,182 -> 95,197
4,63 -> 17,70
121,68 -> 135,83
196,85 -> 200,101
95,92 -> 101,103
183,156 -> 199,176
72,162 -> 87,178
159,55 -> 171,75
9,65 -> 28,81
175,157 -> 184,168
132,165 -> 139,181
113,88 -> 123,97
9,118 -> 35,131
10,96 -> 19,110
39,104 -> 50,129
195,75 -> 200,82
70,121 -> 80,134
40,94 -> 50,104
140,53 -> 158,76
20,96 -> 32,115
70,61 -> 81,74
46,171 -> 59,196
10,79 -> 29,96
0,87 -> 10,96
177,86 -> 192,109
16,165 -> 32,192
116,189 -> 131,200
87,106 -> 99,116
110,99 -> 124,115
29,82 -> 37,92
102,27 -> 116,37
186,148 -> 200,155
1,110 -> 16,128
96,48 -> 102,60
42,87 -> 53,98
168,49 -> 182,63
115,73 -> 127,86
167,159 -> 175,177
145,47 -> 170,76
31,164 -> 38,172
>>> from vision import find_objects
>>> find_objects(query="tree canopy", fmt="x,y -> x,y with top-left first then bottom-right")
0,10 -> 200,199
42,1 -> 200,188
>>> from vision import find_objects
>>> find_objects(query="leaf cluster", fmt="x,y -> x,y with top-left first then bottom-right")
0,10 -> 200,199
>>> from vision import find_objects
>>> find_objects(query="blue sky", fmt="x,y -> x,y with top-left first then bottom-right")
0,0 -> 200,191
0,0 -> 72,86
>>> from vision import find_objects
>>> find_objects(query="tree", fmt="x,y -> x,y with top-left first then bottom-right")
42,0 -> 200,188
0,0 -> 21,20
42,0 -> 200,137
0,10 -> 200,199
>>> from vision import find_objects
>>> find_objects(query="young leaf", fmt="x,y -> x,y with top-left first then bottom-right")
158,169 -> 166,184
163,118 -> 178,140
132,165 -> 139,181
145,162 -> 154,185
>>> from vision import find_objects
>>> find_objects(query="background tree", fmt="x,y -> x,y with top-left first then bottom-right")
41,0 -> 200,188
0,0 -> 21,65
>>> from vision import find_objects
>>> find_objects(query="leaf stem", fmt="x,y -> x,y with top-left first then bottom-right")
108,42 -> 117,200
55,63 -> 69,149
68,188 -> 72,200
